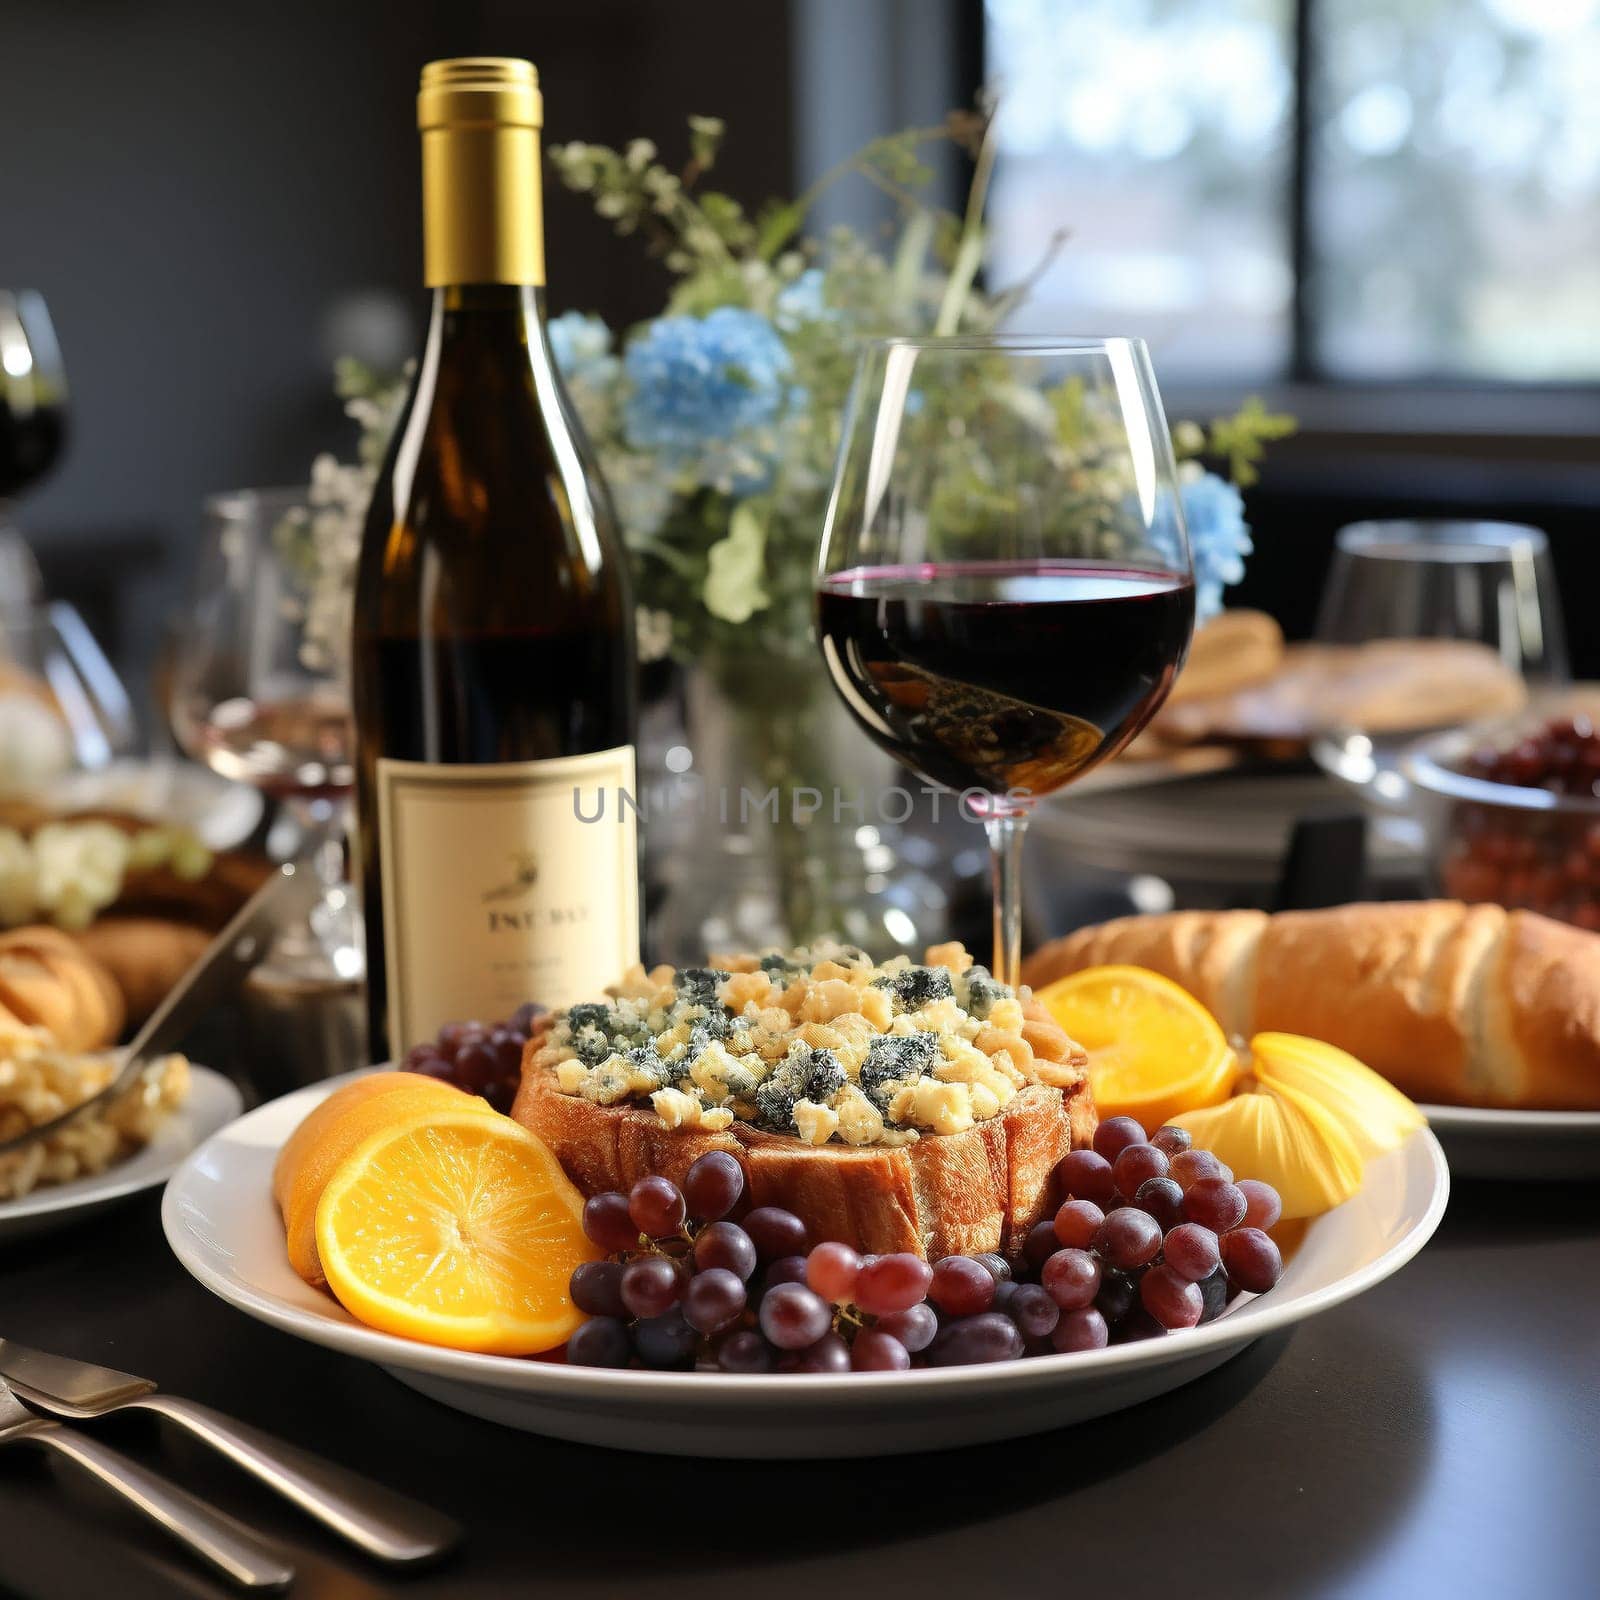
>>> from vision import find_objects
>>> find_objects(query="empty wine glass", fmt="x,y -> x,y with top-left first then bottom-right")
169,488 -> 359,980
1316,520 -> 1567,682
816,335 -> 1195,984
0,601 -> 137,791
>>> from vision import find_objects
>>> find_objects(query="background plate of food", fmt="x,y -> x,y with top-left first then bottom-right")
1,1053 -> 240,1242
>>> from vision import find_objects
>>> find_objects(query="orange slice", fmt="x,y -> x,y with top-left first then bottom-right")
314,1110 -> 600,1355
1033,964 -> 1237,1132
274,1071 -> 492,1289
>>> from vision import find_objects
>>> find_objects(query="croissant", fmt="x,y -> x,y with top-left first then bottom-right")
0,926 -> 125,1051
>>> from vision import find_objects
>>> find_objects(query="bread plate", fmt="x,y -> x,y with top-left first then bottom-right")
161,1071 -> 1449,1458
1,1065 -> 241,1243
1419,1103 -> 1600,1182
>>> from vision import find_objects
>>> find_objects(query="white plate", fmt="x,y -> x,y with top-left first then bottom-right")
1420,1102 -> 1600,1181
162,1072 -> 1450,1458
2,1066 -> 242,1242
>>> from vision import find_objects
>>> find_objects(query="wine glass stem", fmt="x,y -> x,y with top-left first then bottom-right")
985,811 -> 1027,987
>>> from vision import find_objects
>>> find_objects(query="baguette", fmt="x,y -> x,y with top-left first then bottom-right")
1021,902 -> 1600,1111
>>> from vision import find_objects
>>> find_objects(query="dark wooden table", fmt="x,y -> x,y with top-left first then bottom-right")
2,1174 -> 1597,1600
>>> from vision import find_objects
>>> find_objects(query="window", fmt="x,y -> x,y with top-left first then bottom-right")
985,0 -> 1600,383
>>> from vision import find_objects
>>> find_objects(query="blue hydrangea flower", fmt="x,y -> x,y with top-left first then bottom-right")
547,311 -> 619,387
1180,470 -> 1252,621
773,268 -> 829,332
622,308 -> 793,459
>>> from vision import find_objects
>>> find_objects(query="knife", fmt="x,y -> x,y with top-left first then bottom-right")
0,1372 -> 293,1589
0,1337 -> 459,1565
0,862 -> 317,1159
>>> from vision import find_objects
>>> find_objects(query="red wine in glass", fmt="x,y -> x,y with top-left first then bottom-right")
816,559 -> 1194,806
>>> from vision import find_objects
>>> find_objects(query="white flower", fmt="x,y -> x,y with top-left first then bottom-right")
625,138 -> 657,170
636,607 -> 674,663
703,501 -> 770,623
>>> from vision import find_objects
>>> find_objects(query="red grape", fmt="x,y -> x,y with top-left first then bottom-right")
682,1267 -> 747,1334
1050,1307 -> 1109,1353
1023,1219 -> 1062,1268
1162,1222 -> 1221,1282
569,1260 -> 627,1318
851,1328 -> 911,1371
692,1221 -> 757,1281
1053,1198 -> 1105,1250
1183,1178 -> 1248,1234
1054,1148 -> 1116,1207
1092,1206 -> 1163,1271
454,1040 -> 499,1093
487,1028 -> 525,1077
875,1303 -> 938,1353
926,1313 -> 1024,1366
1041,1248 -> 1101,1310
761,1254 -> 810,1289
620,1256 -> 681,1319
1115,1307 -> 1166,1343
1197,1265 -> 1229,1323
435,1020 -> 481,1058
1150,1124 -> 1193,1157
508,1001 -> 546,1038
633,1307 -> 697,1369
929,1255 -> 996,1316
782,1332 -> 852,1373
1092,1116 -> 1148,1163
1112,1141 -> 1169,1198
1237,1178 -> 1283,1231
483,1079 -> 517,1115
759,1283 -> 832,1349
1169,1149 -> 1231,1190
743,1206 -> 809,1261
566,1316 -> 632,1367
1220,1227 -> 1283,1293
682,1150 -> 744,1221
971,1251 -> 1012,1284
715,1329 -> 775,1372
628,1175 -> 687,1238
1094,1268 -> 1138,1325
582,1191 -> 639,1253
1140,1264 -> 1203,1329
806,1241 -> 863,1304
1133,1176 -> 1185,1231
1007,1282 -> 1061,1339
854,1253 -> 933,1316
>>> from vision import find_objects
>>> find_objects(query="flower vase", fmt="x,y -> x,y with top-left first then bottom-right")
648,651 -> 945,961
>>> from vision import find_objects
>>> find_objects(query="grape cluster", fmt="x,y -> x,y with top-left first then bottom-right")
564,1115 -> 1285,1373
1029,1116 -> 1285,1346
399,1002 -> 547,1114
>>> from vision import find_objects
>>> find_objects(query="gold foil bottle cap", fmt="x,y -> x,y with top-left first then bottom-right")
417,56 -> 543,132
416,56 -> 545,287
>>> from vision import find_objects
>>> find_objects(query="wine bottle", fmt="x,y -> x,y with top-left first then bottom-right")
352,57 -> 638,1060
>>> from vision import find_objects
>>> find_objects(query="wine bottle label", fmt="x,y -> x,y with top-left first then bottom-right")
376,746 -> 639,1053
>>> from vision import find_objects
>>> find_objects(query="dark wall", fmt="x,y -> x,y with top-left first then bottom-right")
0,0 -> 795,664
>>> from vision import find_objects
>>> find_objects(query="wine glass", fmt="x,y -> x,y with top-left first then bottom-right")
0,290 -> 67,619
1316,520 -> 1567,682
169,488 -> 360,980
816,336 -> 1195,984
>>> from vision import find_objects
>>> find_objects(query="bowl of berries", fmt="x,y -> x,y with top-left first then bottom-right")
1399,703 -> 1600,932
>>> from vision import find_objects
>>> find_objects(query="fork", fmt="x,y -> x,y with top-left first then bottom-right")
0,1338 -> 459,1564
0,1375 -> 293,1589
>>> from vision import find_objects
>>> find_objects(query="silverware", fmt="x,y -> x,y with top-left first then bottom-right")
0,1337 -> 459,1565
0,862 -> 317,1159
0,1373 -> 293,1589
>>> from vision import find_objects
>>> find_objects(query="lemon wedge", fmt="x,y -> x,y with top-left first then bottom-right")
1250,1032 -> 1426,1160
1172,1089 -> 1365,1220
